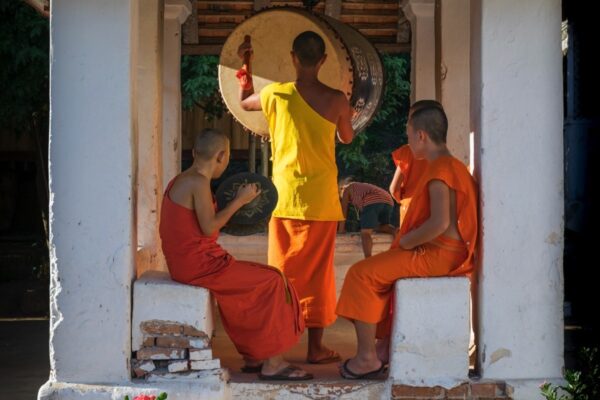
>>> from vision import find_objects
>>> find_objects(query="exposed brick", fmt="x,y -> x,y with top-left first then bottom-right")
182,324 -> 210,338
142,336 -> 156,347
471,382 -> 506,397
446,383 -> 470,399
189,348 -> 213,361
131,359 -> 155,378
190,359 -> 221,370
154,335 -> 210,349
168,360 -> 190,373
137,347 -> 187,360
156,336 -> 190,348
141,320 -> 183,336
391,384 -> 445,398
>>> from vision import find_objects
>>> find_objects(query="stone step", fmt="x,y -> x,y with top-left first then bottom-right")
230,379 -> 387,400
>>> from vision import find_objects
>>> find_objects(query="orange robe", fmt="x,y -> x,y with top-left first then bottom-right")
336,155 -> 478,327
268,218 -> 337,327
391,144 -> 428,226
159,179 -> 303,360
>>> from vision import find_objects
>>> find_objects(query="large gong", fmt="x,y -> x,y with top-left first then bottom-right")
218,7 -> 384,137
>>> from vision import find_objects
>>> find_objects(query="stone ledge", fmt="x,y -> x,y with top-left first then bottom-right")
132,271 -> 214,352
390,277 -> 471,387
38,378 -> 228,400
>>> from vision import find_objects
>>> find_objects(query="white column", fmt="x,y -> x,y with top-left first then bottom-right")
402,0 -> 436,102
471,0 -> 564,397
162,0 -> 191,187
440,0 -> 470,166
137,0 -> 166,275
47,0 -> 138,383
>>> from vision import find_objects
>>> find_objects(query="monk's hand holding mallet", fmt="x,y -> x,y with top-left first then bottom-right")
235,183 -> 261,205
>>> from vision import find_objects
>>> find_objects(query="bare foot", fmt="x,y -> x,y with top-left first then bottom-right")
260,361 -> 312,380
307,346 -> 341,364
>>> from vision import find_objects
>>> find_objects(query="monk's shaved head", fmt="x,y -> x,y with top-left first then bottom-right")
409,105 -> 448,145
292,31 -> 325,67
193,128 -> 229,160
410,99 -> 443,114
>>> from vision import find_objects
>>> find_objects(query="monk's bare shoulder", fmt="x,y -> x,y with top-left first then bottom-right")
170,171 -> 210,207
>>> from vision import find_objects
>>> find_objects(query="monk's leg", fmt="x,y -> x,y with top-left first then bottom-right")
343,320 -> 382,375
360,229 -> 374,258
269,218 -> 340,363
198,260 -> 303,362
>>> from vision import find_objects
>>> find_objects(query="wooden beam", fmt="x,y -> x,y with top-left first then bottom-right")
375,42 -> 411,54
253,0 -> 270,11
182,44 -> 223,55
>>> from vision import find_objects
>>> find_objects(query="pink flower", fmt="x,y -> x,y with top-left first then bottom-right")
133,396 -> 156,400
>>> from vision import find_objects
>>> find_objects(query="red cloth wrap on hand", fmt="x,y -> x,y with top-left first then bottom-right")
236,67 -> 253,91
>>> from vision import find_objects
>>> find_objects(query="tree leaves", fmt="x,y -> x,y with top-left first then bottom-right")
336,54 -> 411,186
0,0 -> 49,134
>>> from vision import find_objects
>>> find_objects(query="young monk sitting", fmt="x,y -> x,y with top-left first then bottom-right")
389,100 -> 442,227
335,103 -> 478,379
337,177 -> 396,258
159,128 -> 312,381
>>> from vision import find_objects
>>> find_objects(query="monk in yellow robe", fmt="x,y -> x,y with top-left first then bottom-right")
336,104 -> 478,379
237,31 -> 355,363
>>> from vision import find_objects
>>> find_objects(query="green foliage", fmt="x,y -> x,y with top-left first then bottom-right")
336,54 -> 411,186
540,347 -> 600,400
181,55 -> 225,120
0,0 -> 49,134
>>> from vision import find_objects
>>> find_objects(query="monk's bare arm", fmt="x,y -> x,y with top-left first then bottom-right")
389,166 -> 404,203
193,179 -> 259,236
336,93 -> 354,144
240,92 -> 262,111
398,179 -> 450,249
338,188 -> 350,233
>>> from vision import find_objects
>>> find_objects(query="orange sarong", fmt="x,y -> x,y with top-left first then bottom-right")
268,217 -> 337,328
336,155 -> 478,326
159,180 -> 303,360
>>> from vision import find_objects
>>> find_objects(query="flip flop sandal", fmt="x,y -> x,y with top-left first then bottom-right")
258,365 -> 314,381
307,350 -> 342,364
339,359 -> 385,380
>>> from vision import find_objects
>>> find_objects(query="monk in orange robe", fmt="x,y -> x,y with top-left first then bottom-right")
389,100 -> 442,227
378,100 -> 442,353
159,128 -> 312,380
336,104 -> 478,379
237,31 -> 355,363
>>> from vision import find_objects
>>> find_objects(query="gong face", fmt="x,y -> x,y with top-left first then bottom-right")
215,172 -> 278,225
218,8 -> 353,136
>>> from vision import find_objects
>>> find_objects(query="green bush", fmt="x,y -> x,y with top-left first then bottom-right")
336,54 -> 411,187
540,347 -> 600,400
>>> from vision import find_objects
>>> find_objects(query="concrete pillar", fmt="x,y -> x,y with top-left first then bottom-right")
439,0 -> 470,166
137,0 -> 165,275
402,0 -> 436,102
162,0 -> 191,187
471,0 -> 564,397
47,0 -> 138,383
